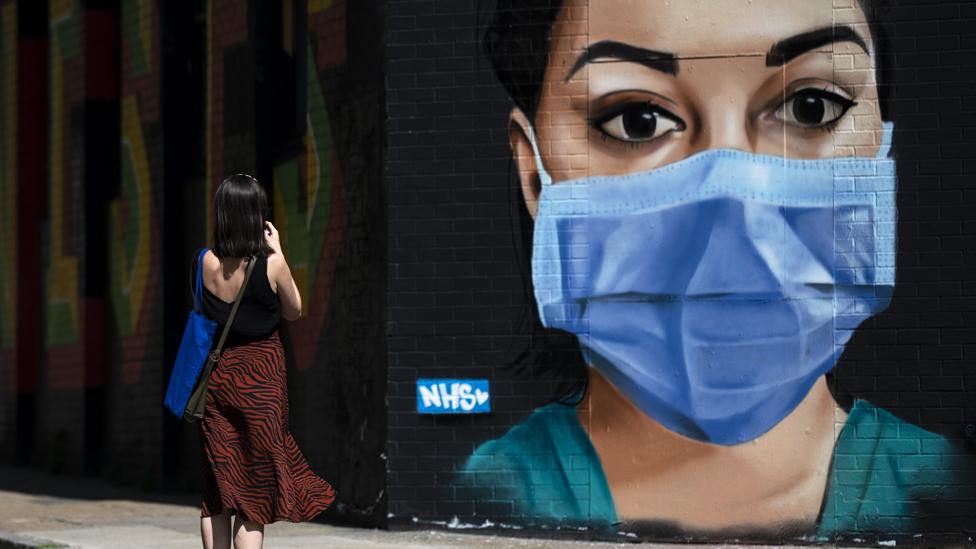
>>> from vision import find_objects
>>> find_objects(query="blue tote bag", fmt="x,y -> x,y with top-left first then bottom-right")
164,248 -> 218,418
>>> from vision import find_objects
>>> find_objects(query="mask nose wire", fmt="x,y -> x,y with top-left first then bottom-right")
524,124 -> 554,187
526,121 -> 893,185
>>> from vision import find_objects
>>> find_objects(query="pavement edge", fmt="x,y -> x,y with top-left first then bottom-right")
0,530 -> 68,549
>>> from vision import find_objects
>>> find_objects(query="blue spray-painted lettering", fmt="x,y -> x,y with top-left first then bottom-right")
417,379 -> 490,413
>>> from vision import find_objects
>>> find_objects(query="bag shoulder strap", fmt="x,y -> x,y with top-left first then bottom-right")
192,247 -> 208,313
210,255 -> 256,360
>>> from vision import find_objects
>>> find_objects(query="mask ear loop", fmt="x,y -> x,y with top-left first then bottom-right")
877,121 -> 894,159
524,124 -> 553,187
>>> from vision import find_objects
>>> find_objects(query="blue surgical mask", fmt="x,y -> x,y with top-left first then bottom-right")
527,123 -> 896,445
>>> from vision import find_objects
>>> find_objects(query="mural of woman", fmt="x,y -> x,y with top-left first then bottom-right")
463,0 -> 965,539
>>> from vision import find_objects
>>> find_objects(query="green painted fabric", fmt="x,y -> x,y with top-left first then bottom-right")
816,399 -> 964,538
462,401 -> 616,529
463,399 -> 964,537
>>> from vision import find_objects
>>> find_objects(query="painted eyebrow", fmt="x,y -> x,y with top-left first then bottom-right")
766,25 -> 869,66
565,40 -> 678,82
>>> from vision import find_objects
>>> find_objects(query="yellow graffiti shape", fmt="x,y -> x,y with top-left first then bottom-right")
111,95 -> 153,334
305,113 -> 320,230
46,29 -> 80,345
138,0 -> 152,70
308,0 -> 334,14
50,0 -> 73,23
272,173 -> 309,318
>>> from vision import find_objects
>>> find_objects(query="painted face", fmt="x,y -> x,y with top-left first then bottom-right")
525,0 -> 882,185
512,0 -> 895,444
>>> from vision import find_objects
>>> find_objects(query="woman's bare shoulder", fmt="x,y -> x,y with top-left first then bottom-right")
201,249 -> 224,277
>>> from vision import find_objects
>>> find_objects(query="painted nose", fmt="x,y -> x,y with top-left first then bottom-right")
695,89 -> 760,153
700,114 -> 757,153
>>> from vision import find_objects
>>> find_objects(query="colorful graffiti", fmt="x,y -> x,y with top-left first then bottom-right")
45,0 -> 83,390
0,1 -> 16,382
46,0 -> 80,348
199,0 -> 347,373
114,114 -> 157,381
204,0 -> 249,242
458,0 -> 968,539
0,0 -> 381,499
110,0 -> 160,385
121,0 -> 151,78
271,0 -> 346,372
112,96 -> 153,341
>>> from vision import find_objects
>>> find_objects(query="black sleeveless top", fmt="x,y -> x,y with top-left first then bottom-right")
192,252 -> 282,339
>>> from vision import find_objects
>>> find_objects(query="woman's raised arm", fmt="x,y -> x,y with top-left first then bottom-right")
265,221 -> 302,321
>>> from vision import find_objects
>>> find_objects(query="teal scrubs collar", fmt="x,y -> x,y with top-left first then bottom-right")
463,399 -> 959,538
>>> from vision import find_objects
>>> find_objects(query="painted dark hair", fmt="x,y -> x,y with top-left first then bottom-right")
482,0 -> 893,405
212,173 -> 275,259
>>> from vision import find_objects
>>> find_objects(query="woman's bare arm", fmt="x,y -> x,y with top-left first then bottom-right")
265,221 -> 302,321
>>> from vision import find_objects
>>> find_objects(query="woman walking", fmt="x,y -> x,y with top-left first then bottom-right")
194,174 -> 335,549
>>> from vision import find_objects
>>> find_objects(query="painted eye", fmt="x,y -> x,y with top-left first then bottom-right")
776,88 -> 857,127
596,102 -> 685,143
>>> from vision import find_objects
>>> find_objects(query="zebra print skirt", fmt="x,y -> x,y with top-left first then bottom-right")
197,329 -> 336,524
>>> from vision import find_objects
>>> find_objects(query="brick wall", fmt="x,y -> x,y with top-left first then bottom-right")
30,0 -> 120,478
268,0 -> 388,526
0,0 -> 387,527
0,0 -> 17,465
1,0 -> 972,543
103,0 -> 164,489
39,0 -> 89,475
10,0 -> 47,468
385,0 -> 532,520
385,0 -> 976,542
833,0 -> 976,433
205,0 -> 253,230
179,0 -> 388,524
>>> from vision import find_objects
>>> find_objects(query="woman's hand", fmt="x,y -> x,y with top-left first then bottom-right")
265,220 -> 282,255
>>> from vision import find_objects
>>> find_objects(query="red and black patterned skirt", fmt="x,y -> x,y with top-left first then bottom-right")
197,329 -> 336,524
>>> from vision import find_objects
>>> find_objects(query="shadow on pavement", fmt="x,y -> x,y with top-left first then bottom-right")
0,464 -> 199,507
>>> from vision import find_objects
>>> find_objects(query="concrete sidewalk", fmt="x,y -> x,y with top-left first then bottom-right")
0,464 -> 824,549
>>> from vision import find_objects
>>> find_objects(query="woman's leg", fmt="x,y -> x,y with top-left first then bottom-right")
200,508 -> 232,549
232,514 -> 264,549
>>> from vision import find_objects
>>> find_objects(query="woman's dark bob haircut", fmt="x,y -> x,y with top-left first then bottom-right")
212,173 -> 275,259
